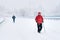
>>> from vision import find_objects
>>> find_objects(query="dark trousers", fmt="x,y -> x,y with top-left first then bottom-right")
13,19 -> 15,23
37,23 -> 42,33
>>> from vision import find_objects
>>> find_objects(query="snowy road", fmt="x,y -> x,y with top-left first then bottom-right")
0,17 -> 60,40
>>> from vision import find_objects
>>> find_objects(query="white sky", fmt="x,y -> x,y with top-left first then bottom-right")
0,0 -> 60,17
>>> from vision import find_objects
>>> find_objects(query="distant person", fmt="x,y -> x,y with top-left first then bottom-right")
12,15 -> 16,23
35,12 -> 44,33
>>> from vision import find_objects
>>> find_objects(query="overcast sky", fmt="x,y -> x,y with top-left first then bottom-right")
0,0 -> 60,17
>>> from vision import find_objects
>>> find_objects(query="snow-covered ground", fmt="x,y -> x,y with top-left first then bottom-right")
0,17 -> 60,40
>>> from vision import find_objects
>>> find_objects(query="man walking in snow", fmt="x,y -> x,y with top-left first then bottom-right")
35,12 -> 44,33
12,15 -> 16,23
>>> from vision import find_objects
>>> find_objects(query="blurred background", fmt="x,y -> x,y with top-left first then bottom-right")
0,0 -> 60,18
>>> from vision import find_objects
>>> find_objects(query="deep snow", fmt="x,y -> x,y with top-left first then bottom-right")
0,17 -> 60,40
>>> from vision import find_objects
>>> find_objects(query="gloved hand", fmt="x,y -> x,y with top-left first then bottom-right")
42,21 -> 44,23
36,21 -> 37,23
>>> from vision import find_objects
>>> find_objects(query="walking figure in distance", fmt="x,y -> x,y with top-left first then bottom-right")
35,12 -> 44,33
12,15 -> 16,23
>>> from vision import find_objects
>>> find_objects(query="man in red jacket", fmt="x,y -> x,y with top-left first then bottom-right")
35,12 -> 44,33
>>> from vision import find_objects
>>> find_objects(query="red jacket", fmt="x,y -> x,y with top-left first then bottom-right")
35,15 -> 43,24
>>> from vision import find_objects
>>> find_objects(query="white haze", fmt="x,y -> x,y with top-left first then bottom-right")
0,0 -> 60,18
